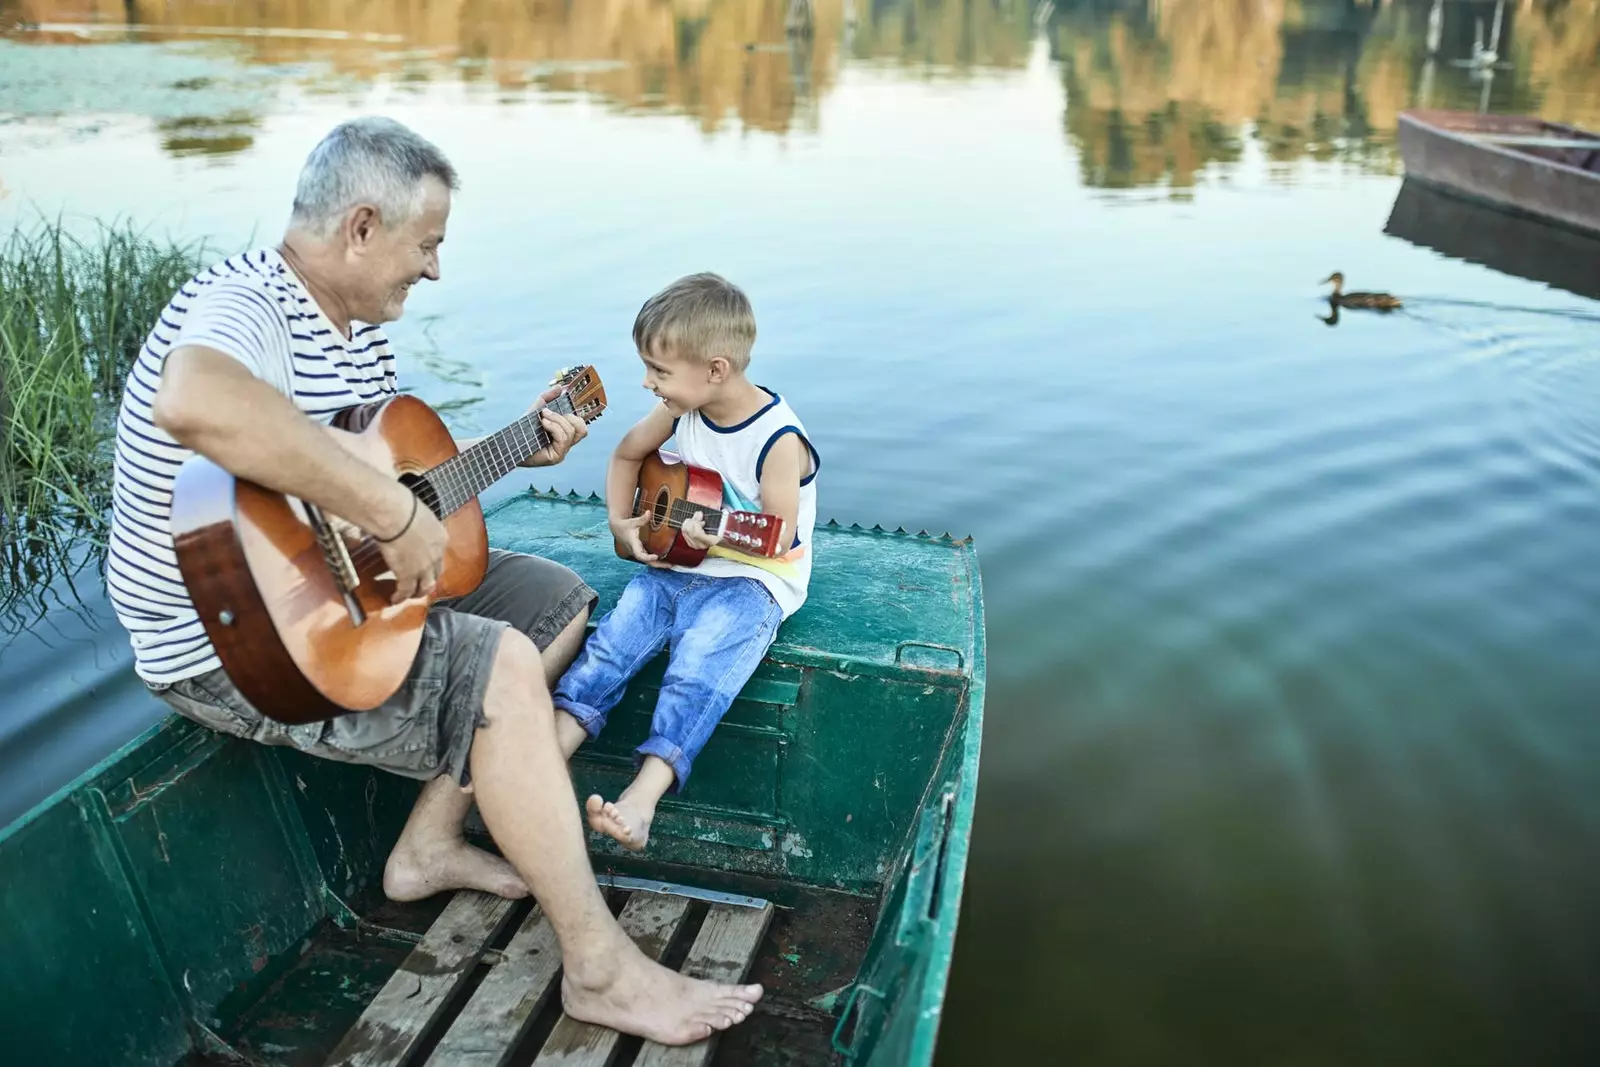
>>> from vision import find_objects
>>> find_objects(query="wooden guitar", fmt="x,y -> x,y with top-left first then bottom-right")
171,366 -> 607,725
617,449 -> 787,567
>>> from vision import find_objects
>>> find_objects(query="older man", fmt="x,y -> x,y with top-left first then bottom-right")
106,116 -> 761,1044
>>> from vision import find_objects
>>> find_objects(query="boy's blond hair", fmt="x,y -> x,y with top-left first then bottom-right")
632,272 -> 756,372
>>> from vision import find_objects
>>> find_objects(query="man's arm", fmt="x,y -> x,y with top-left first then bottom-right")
154,346 -> 446,602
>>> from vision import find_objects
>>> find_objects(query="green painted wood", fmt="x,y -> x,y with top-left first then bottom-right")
425,905 -> 563,1067
485,492 -> 980,678
634,901 -> 776,1067
324,891 -> 517,1067
532,893 -> 692,1066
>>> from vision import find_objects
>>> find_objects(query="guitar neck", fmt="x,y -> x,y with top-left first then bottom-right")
428,395 -> 575,516
664,497 -> 785,557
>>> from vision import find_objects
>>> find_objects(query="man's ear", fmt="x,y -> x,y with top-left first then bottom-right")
343,204 -> 381,253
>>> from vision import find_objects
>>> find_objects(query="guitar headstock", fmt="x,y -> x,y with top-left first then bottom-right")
718,511 -> 787,559
550,365 -> 608,424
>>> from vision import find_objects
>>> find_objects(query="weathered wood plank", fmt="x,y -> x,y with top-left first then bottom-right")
633,901 -> 776,1067
324,892 -> 516,1067
532,893 -> 692,1067
424,904 -> 563,1067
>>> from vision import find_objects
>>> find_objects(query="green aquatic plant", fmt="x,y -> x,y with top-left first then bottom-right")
0,217 -> 207,627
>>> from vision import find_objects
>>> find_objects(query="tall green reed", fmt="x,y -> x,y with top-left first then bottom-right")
0,218 -> 207,627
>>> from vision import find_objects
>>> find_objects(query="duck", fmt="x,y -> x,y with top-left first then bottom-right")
1322,272 -> 1402,310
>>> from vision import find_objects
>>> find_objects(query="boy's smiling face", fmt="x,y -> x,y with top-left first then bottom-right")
639,341 -> 719,417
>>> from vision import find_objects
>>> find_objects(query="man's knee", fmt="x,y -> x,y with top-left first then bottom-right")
485,627 -> 548,718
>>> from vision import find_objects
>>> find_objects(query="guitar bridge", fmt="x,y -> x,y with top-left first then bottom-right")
304,501 -> 367,627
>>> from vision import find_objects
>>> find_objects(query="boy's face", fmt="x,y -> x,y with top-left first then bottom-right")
639,341 -> 718,417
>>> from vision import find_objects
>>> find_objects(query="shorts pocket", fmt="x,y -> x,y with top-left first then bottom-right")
156,672 -> 261,740
317,675 -> 445,772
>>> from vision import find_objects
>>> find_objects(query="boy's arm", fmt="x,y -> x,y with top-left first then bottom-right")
752,433 -> 806,553
608,405 -> 676,564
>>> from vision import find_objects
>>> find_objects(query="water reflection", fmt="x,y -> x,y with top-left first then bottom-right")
7,0 -> 1599,171
1385,179 -> 1600,305
1048,0 -> 1600,192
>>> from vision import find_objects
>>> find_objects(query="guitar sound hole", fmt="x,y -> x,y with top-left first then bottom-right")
651,488 -> 670,528
400,473 -> 442,519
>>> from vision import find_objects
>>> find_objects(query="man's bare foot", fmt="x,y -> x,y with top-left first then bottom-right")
585,793 -> 655,852
383,838 -> 530,902
562,944 -> 763,1045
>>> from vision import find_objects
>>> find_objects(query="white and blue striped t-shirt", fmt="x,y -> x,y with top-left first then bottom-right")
108,248 -> 398,685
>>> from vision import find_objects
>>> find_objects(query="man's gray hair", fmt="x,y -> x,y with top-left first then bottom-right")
290,117 -> 458,237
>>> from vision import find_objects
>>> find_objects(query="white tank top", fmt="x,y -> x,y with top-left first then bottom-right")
670,388 -> 819,617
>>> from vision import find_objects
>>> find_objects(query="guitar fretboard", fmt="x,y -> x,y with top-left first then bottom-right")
427,394 -> 576,516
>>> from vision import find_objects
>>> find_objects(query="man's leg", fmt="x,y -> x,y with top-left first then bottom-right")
383,606 -> 592,902
472,628 -> 763,1044
385,550 -> 597,902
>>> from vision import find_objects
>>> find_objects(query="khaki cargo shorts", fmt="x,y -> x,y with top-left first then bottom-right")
149,549 -> 597,786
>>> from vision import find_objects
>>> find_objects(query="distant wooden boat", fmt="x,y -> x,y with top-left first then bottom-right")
1397,109 -> 1600,238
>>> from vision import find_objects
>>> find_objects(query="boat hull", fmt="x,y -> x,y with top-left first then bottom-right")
1397,109 -> 1600,238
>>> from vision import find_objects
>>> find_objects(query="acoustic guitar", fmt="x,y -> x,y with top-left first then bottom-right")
617,449 -> 788,567
171,366 -> 607,725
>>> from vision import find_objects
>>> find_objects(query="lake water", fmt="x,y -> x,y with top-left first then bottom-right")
4,1 -> 1600,1063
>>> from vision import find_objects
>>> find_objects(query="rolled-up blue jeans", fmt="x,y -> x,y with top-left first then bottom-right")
553,568 -> 783,790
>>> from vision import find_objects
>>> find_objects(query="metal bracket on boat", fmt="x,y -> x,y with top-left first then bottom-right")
596,872 -> 770,910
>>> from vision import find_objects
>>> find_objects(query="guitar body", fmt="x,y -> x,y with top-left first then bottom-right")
617,450 -> 787,567
625,450 -> 726,566
172,394 -> 488,724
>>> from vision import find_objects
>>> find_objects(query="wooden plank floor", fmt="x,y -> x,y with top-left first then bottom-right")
324,887 -> 774,1067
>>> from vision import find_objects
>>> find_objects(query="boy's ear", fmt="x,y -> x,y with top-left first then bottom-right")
707,356 -> 731,383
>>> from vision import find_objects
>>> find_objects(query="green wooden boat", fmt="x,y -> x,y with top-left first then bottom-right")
0,491 -> 985,1067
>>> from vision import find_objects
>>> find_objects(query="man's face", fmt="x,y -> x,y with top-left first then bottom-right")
343,175 -> 449,325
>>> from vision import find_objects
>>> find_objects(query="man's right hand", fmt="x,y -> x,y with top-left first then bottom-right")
610,513 -> 670,568
374,485 -> 449,603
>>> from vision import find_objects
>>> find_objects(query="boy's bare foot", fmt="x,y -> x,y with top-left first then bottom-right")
585,793 -> 655,851
562,943 -> 762,1045
383,838 -> 529,902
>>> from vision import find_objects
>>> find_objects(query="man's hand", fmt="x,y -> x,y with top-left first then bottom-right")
371,484 -> 449,603
522,385 -> 589,468
610,513 -> 671,568
679,511 -> 722,552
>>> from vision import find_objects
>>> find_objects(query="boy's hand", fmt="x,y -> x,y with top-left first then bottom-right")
611,513 -> 671,568
680,511 -> 722,551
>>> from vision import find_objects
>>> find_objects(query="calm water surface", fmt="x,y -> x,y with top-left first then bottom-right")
4,1 -> 1600,1063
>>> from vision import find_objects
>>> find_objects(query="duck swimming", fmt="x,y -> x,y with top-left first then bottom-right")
1322,272 -> 1402,310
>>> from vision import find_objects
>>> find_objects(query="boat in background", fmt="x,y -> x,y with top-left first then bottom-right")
1397,109 -> 1600,238
1384,177 -> 1600,304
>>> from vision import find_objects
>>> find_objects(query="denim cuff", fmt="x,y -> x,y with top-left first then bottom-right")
636,736 -> 691,793
552,697 -> 608,740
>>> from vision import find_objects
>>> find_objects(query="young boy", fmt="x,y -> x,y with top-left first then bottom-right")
552,272 -> 819,851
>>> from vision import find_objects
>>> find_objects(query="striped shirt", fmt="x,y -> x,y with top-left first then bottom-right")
108,248 -> 398,685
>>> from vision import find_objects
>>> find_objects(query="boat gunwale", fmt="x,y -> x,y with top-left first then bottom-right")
1398,109 -> 1600,184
